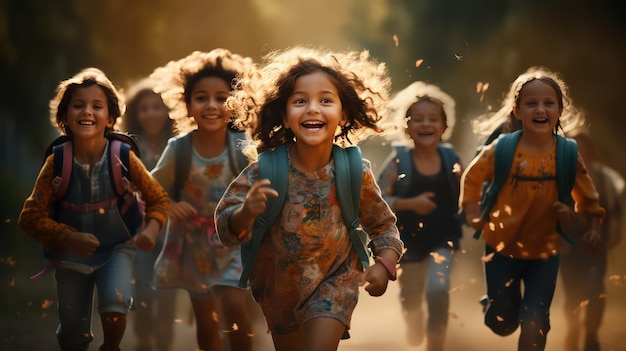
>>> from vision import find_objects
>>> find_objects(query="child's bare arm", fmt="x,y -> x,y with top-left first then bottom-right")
228,179 -> 278,236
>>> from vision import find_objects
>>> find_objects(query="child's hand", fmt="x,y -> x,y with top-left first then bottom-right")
582,216 -> 602,249
64,231 -> 99,258
241,179 -> 279,219
553,201 -> 574,227
360,263 -> 390,297
129,219 -> 161,252
168,200 -> 197,220
410,192 -> 437,215
463,202 -> 483,231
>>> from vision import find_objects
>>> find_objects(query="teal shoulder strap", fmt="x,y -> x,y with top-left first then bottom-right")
392,145 -> 412,196
173,133 -> 193,201
555,134 -> 578,244
474,130 -> 521,239
238,145 -> 289,288
227,130 -> 249,174
333,145 -> 370,269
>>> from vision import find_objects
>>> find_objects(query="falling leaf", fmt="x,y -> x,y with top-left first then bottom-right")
5,218 -> 11,223
580,300 -> 590,308
447,241 -> 454,247
5,256 -> 16,267
415,59 -> 424,68
41,299 -> 54,310
8,277 -> 14,287
495,242 -> 505,252
116,289 -> 123,303
448,311 -> 459,319
393,34 -> 399,47
430,252 -> 448,264
175,318 -> 183,324
504,279 -> 514,287
454,54 -> 463,61
397,173 -> 407,180
496,315 -> 504,321
449,286 -> 460,294
481,252 -> 495,262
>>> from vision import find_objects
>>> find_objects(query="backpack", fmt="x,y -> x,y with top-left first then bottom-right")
46,132 -> 145,240
474,130 -> 578,243
171,130 -> 249,201
238,144 -> 370,288
30,132 -> 145,281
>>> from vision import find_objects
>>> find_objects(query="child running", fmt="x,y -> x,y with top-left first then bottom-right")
148,49 -> 256,351
215,46 -> 404,351
460,67 -> 605,351
18,67 -> 170,351
377,81 -> 462,351
118,79 -> 177,351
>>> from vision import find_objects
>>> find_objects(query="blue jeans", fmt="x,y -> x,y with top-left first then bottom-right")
399,247 -> 453,350
483,245 -> 559,351
55,248 -> 134,351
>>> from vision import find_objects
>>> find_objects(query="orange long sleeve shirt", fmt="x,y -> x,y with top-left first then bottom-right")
19,150 -> 170,250
460,139 -> 605,259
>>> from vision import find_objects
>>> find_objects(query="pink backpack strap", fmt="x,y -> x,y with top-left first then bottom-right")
52,141 -> 73,199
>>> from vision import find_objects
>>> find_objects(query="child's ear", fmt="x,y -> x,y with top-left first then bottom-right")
107,115 -> 116,129
512,105 -> 521,120
339,111 -> 348,126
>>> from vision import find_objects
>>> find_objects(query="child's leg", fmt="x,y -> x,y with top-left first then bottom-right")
190,295 -> 222,351
302,317 -> 345,351
483,245 -> 522,336
95,248 -> 135,350
271,317 -> 345,351
425,247 -> 454,351
213,285 -> 253,351
398,261 -> 428,346
100,312 -> 126,351
55,268 -> 96,351
517,254 -> 559,351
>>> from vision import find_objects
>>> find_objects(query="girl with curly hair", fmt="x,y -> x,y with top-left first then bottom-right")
215,46 -> 404,351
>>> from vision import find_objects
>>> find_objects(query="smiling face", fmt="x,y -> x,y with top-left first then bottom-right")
405,100 -> 446,148
64,85 -> 115,140
136,92 -> 170,138
513,79 -> 563,136
283,70 -> 346,148
186,76 -> 231,133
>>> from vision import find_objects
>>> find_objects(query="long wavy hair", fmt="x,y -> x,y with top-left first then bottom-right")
228,46 -> 392,157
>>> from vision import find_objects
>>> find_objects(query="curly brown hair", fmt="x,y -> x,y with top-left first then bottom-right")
49,67 -> 123,136
228,46 -> 392,155
149,49 -> 254,134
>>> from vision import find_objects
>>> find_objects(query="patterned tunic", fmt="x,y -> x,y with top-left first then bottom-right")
216,155 -> 403,334
151,136 -> 243,295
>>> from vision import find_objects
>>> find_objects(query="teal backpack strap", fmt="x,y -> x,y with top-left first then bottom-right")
392,145 -> 412,197
438,143 -> 461,204
227,130 -> 249,175
333,145 -> 371,269
238,145 -> 289,288
172,133 -> 193,201
473,130 -> 521,239
555,134 -> 578,244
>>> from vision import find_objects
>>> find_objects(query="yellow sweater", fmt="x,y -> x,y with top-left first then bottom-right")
460,139 -> 605,259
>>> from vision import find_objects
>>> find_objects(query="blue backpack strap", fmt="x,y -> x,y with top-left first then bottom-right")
474,130 -> 521,239
238,144 -> 289,288
438,143 -> 461,203
333,145 -> 370,269
227,130 -> 249,175
392,145 -> 412,197
172,133 -> 193,201
555,135 -> 578,244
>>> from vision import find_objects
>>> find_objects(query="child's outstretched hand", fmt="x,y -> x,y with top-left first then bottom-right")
229,179 -> 279,236
63,230 -> 99,258
168,200 -> 197,220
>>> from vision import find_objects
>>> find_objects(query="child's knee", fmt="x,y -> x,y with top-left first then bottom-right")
485,312 -> 519,336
